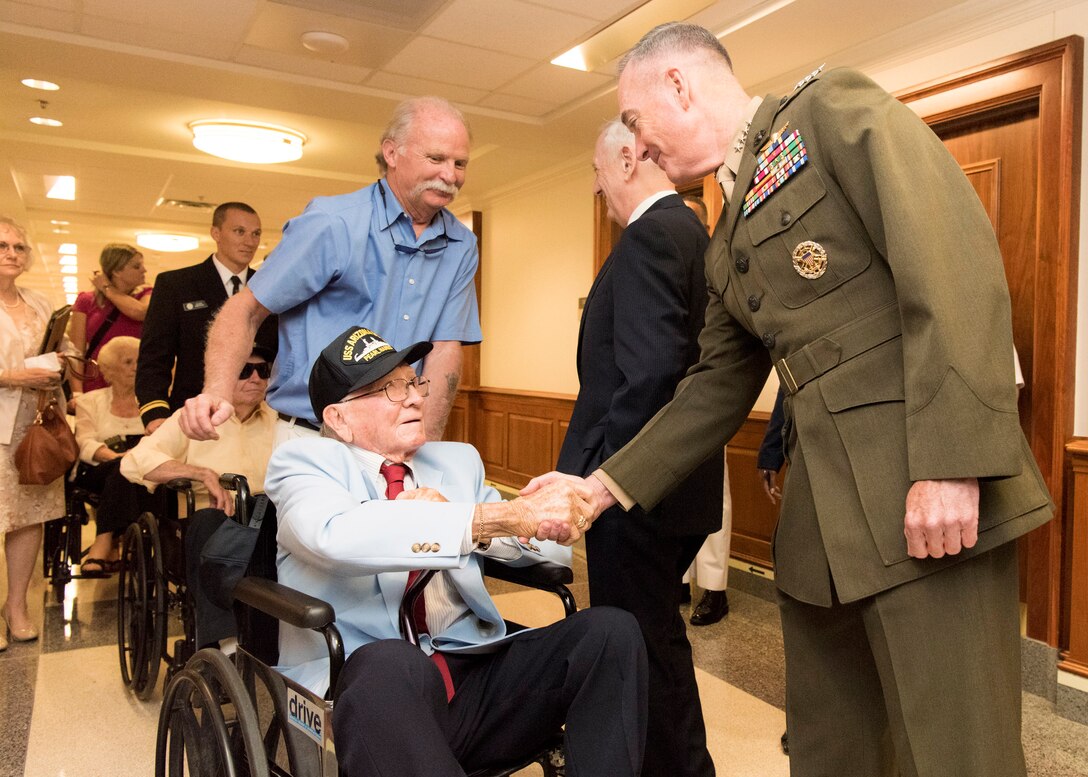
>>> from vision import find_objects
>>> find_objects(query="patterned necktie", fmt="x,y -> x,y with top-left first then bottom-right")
229,275 -> 242,296
380,461 -> 455,700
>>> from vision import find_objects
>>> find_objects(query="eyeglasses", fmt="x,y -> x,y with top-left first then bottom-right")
377,181 -> 449,257
239,362 -> 272,380
346,376 -> 430,404
0,241 -> 29,256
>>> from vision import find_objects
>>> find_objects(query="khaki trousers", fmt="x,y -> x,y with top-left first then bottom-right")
778,542 -> 1026,777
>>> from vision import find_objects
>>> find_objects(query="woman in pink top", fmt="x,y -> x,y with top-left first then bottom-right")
69,243 -> 152,393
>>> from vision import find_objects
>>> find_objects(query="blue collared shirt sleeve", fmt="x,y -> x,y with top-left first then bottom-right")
248,207 -> 346,315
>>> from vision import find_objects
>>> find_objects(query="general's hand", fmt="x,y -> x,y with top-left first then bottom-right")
179,393 -> 234,441
521,471 -> 615,527
397,487 -> 448,503
903,478 -> 979,559
759,469 -> 781,504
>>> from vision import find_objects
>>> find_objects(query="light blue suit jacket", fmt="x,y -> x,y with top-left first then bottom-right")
265,437 -> 571,694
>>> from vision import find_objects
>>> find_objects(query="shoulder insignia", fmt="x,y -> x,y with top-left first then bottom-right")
779,64 -> 826,109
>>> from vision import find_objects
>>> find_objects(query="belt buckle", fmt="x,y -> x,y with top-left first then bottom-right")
776,358 -> 798,395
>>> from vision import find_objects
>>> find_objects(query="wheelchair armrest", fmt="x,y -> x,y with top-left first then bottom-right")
218,473 -> 251,524
234,577 -> 335,631
164,478 -> 196,517
482,557 -> 574,588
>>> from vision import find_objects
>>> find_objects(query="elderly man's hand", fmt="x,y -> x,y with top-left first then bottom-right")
903,478 -> 979,559
199,469 -> 234,517
179,393 -> 234,441
397,487 -> 448,503
522,471 -> 616,526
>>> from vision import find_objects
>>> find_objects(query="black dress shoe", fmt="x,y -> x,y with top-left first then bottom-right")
689,590 -> 729,625
781,730 -> 789,755
679,582 -> 691,604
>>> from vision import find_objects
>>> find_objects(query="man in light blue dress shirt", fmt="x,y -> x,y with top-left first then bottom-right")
180,96 -> 481,445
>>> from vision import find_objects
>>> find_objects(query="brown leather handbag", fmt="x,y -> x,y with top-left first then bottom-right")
14,391 -> 79,485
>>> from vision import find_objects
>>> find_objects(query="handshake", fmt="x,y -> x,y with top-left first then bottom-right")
474,472 -> 619,546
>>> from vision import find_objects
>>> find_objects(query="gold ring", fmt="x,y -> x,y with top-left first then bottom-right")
576,516 -> 587,529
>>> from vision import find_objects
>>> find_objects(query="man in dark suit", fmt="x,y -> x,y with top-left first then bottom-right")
556,120 -> 722,777
137,202 -> 277,432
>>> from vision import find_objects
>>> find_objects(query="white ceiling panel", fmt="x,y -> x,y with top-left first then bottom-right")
363,70 -> 490,104
381,36 -> 536,91
0,0 -> 76,30
422,0 -> 597,59
499,63 -> 613,104
477,92 -> 558,116
524,0 -> 642,22
234,45 -> 373,84
244,2 -> 413,70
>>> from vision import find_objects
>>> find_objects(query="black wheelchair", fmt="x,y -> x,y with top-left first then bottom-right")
42,476 -> 105,604
118,473 -> 268,701
155,536 -> 577,777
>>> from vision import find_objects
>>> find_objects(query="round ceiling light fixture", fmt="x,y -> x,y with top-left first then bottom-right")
136,233 -> 200,253
301,31 -> 349,55
30,116 -> 63,127
22,78 -> 60,91
188,120 -> 307,164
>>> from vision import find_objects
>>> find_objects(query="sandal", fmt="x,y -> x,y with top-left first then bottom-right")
80,558 -> 112,576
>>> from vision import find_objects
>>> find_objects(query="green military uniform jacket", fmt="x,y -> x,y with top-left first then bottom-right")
602,68 -> 1053,606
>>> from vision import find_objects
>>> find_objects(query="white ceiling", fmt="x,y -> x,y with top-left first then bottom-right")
0,0 -> 1051,304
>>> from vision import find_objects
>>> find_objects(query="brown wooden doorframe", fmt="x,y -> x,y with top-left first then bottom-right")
897,37 -> 1083,647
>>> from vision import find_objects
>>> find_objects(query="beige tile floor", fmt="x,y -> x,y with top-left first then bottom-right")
21,586 -> 787,777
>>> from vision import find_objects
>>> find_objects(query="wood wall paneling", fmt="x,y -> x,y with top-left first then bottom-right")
1062,439 -> 1088,679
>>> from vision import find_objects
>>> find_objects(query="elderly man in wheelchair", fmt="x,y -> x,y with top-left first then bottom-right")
263,326 -> 648,777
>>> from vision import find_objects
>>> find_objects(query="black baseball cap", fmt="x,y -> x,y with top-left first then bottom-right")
249,343 -> 276,363
308,326 -> 432,419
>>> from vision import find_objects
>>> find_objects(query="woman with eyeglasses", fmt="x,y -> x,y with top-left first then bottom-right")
120,345 -> 277,516
0,216 -> 69,649
68,242 -> 152,396
72,336 -> 153,573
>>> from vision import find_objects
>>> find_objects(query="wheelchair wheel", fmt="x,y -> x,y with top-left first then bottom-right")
118,521 -> 149,690
156,649 -> 269,777
138,512 -> 168,700
118,513 -> 168,699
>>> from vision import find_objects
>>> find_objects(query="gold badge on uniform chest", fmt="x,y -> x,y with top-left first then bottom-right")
792,240 -> 827,279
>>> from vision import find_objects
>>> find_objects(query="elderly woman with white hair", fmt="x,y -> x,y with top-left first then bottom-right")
72,335 -> 150,573
0,216 -> 67,649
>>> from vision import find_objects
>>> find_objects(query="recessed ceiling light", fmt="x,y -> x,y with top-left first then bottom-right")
60,264 -> 78,274
188,120 -> 306,164
50,219 -> 70,225
136,233 -> 200,253
65,293 -> 77,304
52,228 -> 70,235
46,176 -> 76,200
58,243 -> 77,255
59,255 -> 78,266
22,78 -> 59,91
30,117 -> 63,127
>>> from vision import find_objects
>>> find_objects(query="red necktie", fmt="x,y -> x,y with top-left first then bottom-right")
380,462 -> 455,701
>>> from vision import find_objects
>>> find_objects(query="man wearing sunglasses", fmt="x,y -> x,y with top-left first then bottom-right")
265,326 -> 647,777
122,344 -> 277,515
180,96 -> 481,448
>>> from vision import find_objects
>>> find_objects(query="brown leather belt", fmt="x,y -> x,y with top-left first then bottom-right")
774,303 -> 902,395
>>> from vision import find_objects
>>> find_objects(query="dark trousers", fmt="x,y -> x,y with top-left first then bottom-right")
779,542 -> 1026,777
332,607 -> 647,777
73,459 -> 154,537
585,507 -> 713,777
